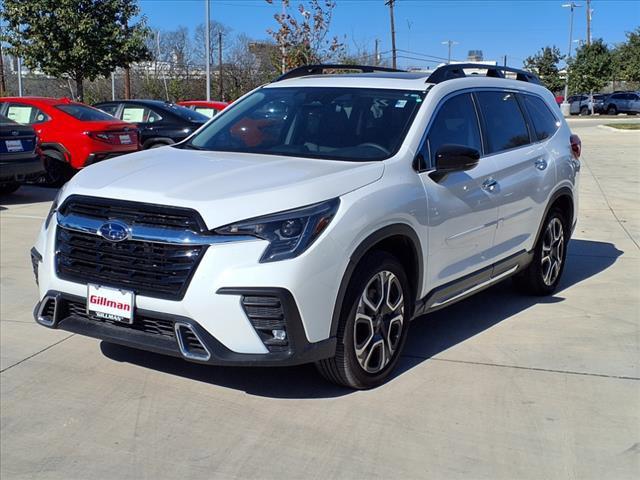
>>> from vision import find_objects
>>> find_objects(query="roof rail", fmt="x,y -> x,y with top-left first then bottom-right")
426,63 -> 541,85
275,64 -> 406,82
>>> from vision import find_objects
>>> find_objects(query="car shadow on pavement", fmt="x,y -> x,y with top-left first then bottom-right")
100,239 -> 622,399
0,185 -> 59,206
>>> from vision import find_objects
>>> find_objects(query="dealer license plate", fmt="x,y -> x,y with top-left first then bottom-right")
5,140 -> 23,152
119,134 -> 132,144
87,284 -> 134,323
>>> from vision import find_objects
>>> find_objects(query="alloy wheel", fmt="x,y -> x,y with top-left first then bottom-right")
541,217 -> 565,286
353,271 -> 405,374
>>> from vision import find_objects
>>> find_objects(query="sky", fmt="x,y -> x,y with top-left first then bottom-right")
140,0 -> 640,68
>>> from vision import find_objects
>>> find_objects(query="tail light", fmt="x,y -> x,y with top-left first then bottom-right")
570,134 -> 581,159
86,129 -> 139,145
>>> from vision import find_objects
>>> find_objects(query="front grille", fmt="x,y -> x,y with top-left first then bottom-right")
56,228 -> 206,300
64,298 -> 176,338
59,195 -> 205,231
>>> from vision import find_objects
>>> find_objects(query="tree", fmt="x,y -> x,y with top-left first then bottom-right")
265,0 -> 345,71
567,39 -> 613,94
1,0 -> 151,101
193,21 -> 230,68
523,46 -> 565,93
614,27 -> 640,84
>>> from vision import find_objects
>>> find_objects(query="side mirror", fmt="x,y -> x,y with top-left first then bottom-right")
435,144 -> 480,173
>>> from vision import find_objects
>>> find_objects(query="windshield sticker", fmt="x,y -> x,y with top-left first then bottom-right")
395,100 -> 408,108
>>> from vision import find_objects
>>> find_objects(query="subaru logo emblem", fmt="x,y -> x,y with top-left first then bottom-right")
11,130 -> 19,136
98,221 -> 131,242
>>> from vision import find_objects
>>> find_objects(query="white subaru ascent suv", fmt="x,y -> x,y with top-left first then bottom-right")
31,64 -> 581,389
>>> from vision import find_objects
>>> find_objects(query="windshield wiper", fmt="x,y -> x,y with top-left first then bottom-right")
176,143 -> 206,151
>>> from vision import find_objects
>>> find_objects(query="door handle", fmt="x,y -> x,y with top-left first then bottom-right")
534,158 -> 548,170
481,178 -> 498,192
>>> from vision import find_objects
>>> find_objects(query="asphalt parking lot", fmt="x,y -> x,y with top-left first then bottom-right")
1,118 -> 639,479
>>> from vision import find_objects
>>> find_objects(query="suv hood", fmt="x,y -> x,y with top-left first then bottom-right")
66,146 -> 384,228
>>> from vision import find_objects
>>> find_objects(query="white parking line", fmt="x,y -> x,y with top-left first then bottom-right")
0,214 -> 46,220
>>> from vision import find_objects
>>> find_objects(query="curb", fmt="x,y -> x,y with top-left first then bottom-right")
596,125 -> 640,133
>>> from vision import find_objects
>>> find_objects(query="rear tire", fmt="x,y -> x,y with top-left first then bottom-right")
316,251 -> 411,389
43,155 -> 73,187
0,182 -> 20,195
513,207 -> 568,296
580,106 -> 589,116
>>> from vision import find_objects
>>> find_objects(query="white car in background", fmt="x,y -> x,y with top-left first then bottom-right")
31,63 -> 581,389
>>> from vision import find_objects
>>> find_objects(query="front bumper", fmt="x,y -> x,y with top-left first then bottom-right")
32,206 -> 346,365
0,155 -> 44,183
33,289 -> 336,366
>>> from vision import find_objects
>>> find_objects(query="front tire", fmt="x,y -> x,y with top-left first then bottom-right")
514,207 -> 568,296
607,105 -> 618,115
0,182 -> 20,195
316,251 -> 411,389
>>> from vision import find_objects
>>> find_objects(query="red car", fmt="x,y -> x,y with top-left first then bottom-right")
0,97 -> 139,185
178,100 -> 229,118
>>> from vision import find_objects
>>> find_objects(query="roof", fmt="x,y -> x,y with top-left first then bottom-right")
178,100 -> 229,108
0,96 -> 78,105
265,72 -> 549,95
267,72 -> 433,91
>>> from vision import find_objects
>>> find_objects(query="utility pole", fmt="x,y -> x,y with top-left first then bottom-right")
561,2 -> 582,116
586,0 -> 592,46
205,0 -> 211,101
218,31 -> 223,101
17,56 -> 23,97
386,0 -> 397,69
0,44 -> 6,96
281,0 -> 286,74
374,38 -> 379,66
503,55 -> 507,67
111,71 -> 116,100
441,40 -> 458,64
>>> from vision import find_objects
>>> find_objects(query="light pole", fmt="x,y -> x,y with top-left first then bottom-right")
205,0 -> 211,101
441,40 -> 458,64
561,2 -> 582,117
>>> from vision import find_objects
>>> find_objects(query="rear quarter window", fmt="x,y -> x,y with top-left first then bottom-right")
522,95 -> 560,141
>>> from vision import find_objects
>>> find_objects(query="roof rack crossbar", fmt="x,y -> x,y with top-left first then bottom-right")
275,64 -> 406,82
426,63 -> 541,85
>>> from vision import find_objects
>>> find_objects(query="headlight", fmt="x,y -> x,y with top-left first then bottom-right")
44,186 -> 66,229
215,198 -> 340,262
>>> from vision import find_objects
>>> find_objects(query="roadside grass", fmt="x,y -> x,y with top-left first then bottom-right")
605,123 -> 640,130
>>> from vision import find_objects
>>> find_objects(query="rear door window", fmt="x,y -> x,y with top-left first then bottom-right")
122,106 -> 163,123
194,107 -> 217,117
425,93 -> 482,165
6,104 -> 49,124
475,91 -> 531,153
521,95 -> 559,141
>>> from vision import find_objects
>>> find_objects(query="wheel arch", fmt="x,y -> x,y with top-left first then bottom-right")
40,143 -> 70,163
533,187 -> 574,247
329,224 -> 423,337
142,137 -> 175,149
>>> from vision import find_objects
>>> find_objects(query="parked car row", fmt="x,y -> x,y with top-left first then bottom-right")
0,97 -> 227,191
567,91 -> 640,115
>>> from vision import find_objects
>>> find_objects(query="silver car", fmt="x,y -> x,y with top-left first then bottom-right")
604,92 -> 640,115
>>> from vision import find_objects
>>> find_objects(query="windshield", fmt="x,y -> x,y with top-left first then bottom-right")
56,104 -> 117,121
187,87 -> 425,161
